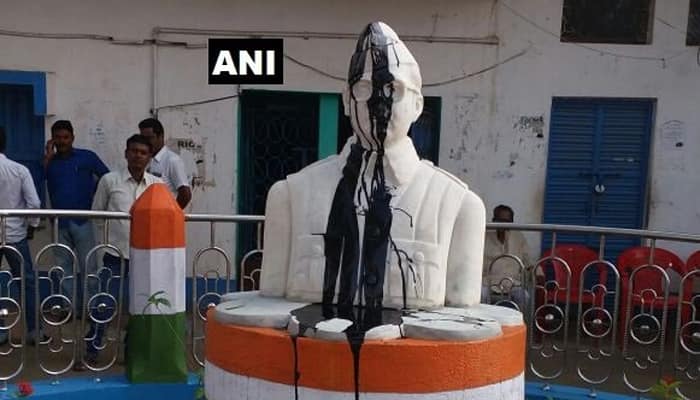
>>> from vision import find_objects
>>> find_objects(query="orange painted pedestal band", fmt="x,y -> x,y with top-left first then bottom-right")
206,311 -> 526,394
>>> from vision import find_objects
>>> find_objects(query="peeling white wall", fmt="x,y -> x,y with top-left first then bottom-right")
2,0 -> 699,271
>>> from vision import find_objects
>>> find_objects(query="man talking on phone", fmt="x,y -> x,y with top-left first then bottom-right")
44,120 -> 109,316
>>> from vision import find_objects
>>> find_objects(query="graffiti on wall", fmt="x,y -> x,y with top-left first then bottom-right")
167,137 -> 211,187
660,120 -> 685,150
448,94 -> 479,175
513,116 -> 545,138
659,120 -> 686,172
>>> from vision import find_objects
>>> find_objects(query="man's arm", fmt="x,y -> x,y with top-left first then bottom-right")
516,232 -> 531,271
91,175 -> 109,241
91,151 -> 110,178
21,167 -> 42,235
42,139 -> 55,169
516,232 -> 542,279
169,155 -> 192,209
176,186 -> 192,209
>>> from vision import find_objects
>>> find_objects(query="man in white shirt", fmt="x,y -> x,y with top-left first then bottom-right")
80,134 -> 161,367
0,126 -> 41,345
481,204 -> 531,311
138,118 -> 191,209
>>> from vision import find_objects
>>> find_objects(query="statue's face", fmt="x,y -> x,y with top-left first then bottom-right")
344,22 -> 423,150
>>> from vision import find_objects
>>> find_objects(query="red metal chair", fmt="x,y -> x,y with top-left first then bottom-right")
681,250 -> 700,322
531,244 -> 602,345
617,246 -> 686,346
686,250 -> 700,273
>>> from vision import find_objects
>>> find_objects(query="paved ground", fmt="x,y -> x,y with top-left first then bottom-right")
526,320 -> 699,399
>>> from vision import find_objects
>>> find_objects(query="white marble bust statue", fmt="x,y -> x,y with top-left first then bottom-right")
259,21 -> 486,312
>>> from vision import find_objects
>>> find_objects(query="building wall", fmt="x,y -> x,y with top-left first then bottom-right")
1,0 -> 699,272
480,0 -> 700,259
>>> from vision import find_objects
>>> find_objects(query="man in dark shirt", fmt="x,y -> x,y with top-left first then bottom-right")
44,120 -> 109,311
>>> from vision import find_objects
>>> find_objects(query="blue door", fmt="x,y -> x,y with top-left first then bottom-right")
0,71 -> 47,205
543,98 -> 653,260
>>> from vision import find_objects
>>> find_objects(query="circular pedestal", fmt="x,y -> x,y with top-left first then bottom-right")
205,311 -> 526,400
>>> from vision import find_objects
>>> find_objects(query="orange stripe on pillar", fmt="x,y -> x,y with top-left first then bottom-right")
206,311 -> 526,393
130,183 -> 185,249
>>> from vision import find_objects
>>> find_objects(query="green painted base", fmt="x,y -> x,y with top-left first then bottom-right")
126,313 -> 187,383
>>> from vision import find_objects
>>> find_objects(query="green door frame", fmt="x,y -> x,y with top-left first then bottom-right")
235,90 -> 339,285
317,93 -> 338,159
236,89 -> 339,214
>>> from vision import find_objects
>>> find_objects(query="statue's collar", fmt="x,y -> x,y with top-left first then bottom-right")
339,136 -> 421,187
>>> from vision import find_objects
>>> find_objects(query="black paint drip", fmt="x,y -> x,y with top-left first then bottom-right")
322,143 -> 363,309
313,22 -> 419,399
346,328 -> 364,400
324,21 -> 399,314
361,187 -> 392,309
290,335 -> 300,400
290,304 -> 403,400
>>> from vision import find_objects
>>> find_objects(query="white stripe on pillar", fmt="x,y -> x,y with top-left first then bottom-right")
129,247 -> 186,314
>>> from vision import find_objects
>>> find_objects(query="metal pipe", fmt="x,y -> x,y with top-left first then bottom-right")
487,223 -> 700,243
153,26 -> 500,45
185,214 -> 264,223
2,210 -> 699,242
209,221 -> 216,248
51,217 -> 59,243
151,29 -> 159,117
0,210 -> 264,223
0,210 -> 130,219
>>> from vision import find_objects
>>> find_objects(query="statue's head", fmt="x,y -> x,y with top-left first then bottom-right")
343,22 -> 423,151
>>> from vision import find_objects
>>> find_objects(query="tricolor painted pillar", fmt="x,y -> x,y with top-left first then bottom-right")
127,183 -> 187,382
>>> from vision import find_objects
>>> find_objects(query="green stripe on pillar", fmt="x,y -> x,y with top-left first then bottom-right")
126,313 -> 187,382
318,93 -> 339,159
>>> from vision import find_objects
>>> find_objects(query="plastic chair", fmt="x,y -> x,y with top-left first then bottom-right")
686,250 -> 700,273
531,244 -> 602,345
681,250 -> 700,322
541,244 -> 603,306
617,246 -> 686,346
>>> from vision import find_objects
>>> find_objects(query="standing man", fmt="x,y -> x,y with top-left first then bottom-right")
138,118 -> 191,209
80,134 -> 161,368
0,126 -> 41,345
44,120 -> 109,310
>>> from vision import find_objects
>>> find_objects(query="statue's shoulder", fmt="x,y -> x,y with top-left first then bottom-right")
419,160 -> 470,192
268,154 -> 343,205
419,161 -> 485,213
288,154 -> 342,179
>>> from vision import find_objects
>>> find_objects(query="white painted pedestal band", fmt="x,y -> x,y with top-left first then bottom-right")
205,361 -> 525,400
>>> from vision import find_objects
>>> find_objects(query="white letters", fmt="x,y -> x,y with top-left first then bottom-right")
266,50 -> 275,75
212,51 -> 238,75
212,49 -> 277,76
239,50 -> 263,75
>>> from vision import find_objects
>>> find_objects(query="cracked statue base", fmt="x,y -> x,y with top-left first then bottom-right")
204,292 -> 526,400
